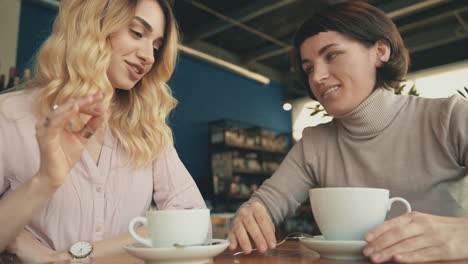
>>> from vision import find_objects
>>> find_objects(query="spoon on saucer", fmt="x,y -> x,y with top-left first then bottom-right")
174,241 -> 222,248
232,232 -> 314,256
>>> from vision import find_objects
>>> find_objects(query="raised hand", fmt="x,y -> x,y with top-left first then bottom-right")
35,92 -> 106,190
228,202 -> 277,254
364,211 -> 468,263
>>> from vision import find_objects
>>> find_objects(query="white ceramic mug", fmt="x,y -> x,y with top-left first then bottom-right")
309,187 -> 411,241
129,209 -> 210,248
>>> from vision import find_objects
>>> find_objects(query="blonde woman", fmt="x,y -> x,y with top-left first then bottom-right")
0,0 -> 207,262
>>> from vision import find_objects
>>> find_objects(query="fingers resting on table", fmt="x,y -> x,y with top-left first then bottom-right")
364,211 -> 468,263
228,202 -> 276,254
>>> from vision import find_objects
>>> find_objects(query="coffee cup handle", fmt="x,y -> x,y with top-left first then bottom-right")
129,217 -> 152,247
388,197 -> 412,213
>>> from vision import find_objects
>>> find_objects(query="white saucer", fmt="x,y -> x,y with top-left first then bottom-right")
124,239 -> 229,264
300,236 -> 368,261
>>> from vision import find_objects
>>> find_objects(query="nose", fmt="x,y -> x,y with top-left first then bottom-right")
136,41 -> 155,66
310,63 -> 329,87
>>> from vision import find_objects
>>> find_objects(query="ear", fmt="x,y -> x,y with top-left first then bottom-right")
374,39 -> 391,67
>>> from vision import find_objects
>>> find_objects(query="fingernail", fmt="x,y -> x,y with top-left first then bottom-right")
372,253 -> 382,262
244,245 -> 251,252
270,242 -> 276,248
365,234 -> 374,241
259,245 -> 266,252
363,247 -> 374,256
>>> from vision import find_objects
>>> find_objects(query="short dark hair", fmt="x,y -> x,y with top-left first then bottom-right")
292,1 -> 410,100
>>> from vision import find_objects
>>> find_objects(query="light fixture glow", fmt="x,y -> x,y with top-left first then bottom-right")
283,103 -> 292,111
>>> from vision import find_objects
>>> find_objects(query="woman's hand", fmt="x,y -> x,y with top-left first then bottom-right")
228,202 -> 276,254
35,92 -> 106,191
364,212 -> 468,263
6,229 -> 71,263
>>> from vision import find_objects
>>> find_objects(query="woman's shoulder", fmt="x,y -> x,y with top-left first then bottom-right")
404,94 -> 467,135
0,90 -> 38,122
406,94 -> 467,118
406,93 -> 464,107
435,95 -> 467,126
301,120 -> 337,141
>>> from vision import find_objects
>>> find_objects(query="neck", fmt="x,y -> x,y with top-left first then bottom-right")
335,88 -> 408,138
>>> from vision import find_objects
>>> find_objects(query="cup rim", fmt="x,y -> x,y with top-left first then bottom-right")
309,187 -> 389,194
146,208 -> 210,214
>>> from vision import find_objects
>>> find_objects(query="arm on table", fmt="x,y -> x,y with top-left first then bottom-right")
5,226 -> 148,262
364,212 -> 468,263
90,227 -> 147,257
228,136 -> 316,254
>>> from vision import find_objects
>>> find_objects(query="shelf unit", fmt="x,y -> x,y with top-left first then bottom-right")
208,119 -> 318,237
209,119 -> 291,212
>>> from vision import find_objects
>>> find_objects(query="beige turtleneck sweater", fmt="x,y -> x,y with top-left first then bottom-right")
248,88 -> 468,224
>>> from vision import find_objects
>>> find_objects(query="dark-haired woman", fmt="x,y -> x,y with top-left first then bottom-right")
228,1 -> 468,263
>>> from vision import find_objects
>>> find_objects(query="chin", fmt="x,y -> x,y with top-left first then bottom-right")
323,105 -> 351,117
112,80 -> 137,91
115,86 -> 134,91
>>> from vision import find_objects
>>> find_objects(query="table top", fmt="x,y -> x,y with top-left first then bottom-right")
4,241 -> 468,264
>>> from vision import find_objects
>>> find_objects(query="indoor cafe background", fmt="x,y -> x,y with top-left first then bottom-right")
1,0 -> 468,236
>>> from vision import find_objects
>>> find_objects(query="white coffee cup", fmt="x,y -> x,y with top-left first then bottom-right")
129,209 -> 210,248
309,187 -> 411,241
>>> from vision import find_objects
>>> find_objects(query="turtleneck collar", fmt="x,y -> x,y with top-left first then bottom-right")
334,87 -> 408,138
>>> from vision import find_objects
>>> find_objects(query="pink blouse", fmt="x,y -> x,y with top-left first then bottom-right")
0,91 -> 207,252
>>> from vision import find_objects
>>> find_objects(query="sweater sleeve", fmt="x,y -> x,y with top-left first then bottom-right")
441,95 -> 468,168
245,134 -> 317,225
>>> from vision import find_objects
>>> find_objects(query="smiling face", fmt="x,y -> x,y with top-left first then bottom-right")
107,0 -> 165,90
300,31 -> 388,116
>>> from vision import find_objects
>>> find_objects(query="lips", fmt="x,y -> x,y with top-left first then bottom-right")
320,84 -> 341,98
125,61 -> 144,81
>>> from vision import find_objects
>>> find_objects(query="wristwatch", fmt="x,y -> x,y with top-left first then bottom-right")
69,241 -> 93,259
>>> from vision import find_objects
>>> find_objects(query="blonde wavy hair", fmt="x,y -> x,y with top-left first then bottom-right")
30,0 -> 179,168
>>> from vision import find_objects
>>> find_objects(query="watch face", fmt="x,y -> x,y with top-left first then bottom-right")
70,241 -> 93,258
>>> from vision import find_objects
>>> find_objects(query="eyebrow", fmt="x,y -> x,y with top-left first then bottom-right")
301,43 -> 338,64
134,16 -> 153,32
133,16 -> 165,47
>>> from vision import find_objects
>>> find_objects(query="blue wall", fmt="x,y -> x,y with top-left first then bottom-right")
16,1 -> 56,75
17,1 -> 292,200
169,55 -> 291,198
